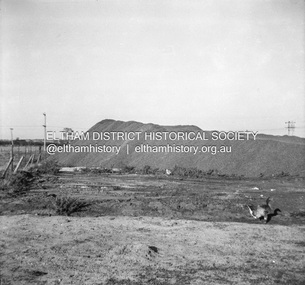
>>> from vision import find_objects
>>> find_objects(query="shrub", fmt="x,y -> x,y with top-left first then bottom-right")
90,168 -> 102,174
80,167 -> 91,173
5,171 -> 35,195
36,159 -> 60,175
171,165 -> 209,178
142,165 -> 152,174
52,195 -> 89,216
122,165 -> 136,174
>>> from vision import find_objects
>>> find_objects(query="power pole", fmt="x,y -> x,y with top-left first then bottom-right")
43,113 -> 47,155
285,121 -> 296,136
10,128 -> 14,172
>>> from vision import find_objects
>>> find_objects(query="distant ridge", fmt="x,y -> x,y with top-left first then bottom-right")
53,119 -> 305,177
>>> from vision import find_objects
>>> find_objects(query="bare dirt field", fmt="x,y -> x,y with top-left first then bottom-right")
1,171 -> 305,284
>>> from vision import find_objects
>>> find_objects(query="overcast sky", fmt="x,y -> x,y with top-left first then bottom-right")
1,0 -> 304,139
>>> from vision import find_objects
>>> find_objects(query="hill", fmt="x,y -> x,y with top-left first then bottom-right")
52,119 -> 305,177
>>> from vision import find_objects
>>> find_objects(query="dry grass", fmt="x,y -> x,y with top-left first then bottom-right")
0,215 -> 304,285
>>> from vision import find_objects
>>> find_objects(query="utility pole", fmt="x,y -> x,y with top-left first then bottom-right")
285,121 -> 296,136
43,113 -> 47,155
10,128 -> 14,172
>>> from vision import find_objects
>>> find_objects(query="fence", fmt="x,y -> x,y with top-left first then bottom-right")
0,144 -> 46,178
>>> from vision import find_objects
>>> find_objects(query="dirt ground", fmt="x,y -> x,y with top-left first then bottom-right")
1,172 -> 305,284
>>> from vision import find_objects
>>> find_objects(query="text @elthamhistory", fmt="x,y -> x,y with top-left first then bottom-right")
46,143 -> 232,156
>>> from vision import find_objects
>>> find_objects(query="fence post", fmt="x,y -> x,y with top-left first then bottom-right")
30,154 -> 35,164
38,146 -> 42,163
14,156 -> 24,174
11,138 -> 14,173
2,157 -> 13,178
23,154 -> 34,170
37,153 -> 42,163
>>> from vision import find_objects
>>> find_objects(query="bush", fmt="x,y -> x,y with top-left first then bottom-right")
172,165 -> 209,178
52,195 -> 89,216
89,168 -> 103,174
122,165 -> 136,174
36,159 -> 60,175
113,186 -> 121,190
142,165 -> 153,174
6,171 -> 35,195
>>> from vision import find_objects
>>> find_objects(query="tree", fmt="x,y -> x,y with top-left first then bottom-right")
62,127 -> 74,142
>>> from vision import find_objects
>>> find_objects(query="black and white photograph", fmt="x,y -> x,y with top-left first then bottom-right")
1,0 -> 305,284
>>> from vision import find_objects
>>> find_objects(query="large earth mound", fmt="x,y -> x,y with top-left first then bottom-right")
52,119 -> 305,177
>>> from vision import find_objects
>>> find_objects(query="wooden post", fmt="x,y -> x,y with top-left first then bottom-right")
14,156 -> 24,174
24,145 -> 27,163
23,154 -> 34,170
10,128 -> 14,172
38,146 -> 42,162
2,157 -> 13,178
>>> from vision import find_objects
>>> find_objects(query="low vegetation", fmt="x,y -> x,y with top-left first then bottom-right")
65,164 -> 295,180
51,195 -> 89,216
3,171 -> 36,196
1,159 -> 60,196
141,165 -> 159,175
33,159 -> 60,175
171,165 -> 222,178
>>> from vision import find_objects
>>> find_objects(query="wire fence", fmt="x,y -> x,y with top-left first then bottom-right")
0,144 -> 47,177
